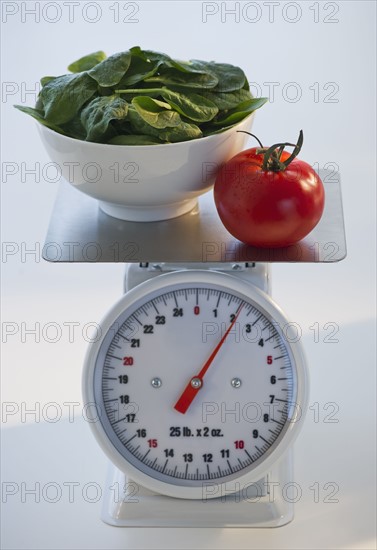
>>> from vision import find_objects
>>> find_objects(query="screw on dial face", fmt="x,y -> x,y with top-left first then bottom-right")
94,283 -> 297,488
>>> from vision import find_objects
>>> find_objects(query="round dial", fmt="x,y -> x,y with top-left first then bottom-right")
83,270 -> 308,499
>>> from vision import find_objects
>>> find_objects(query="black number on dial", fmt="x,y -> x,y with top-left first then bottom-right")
119,395 -> 129,404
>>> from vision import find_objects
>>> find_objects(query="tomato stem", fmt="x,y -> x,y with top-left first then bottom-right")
261,141 -> 294,171
282,130 -> 304,169
237,130 -> 304,172
261,130 -> 303,172
236,131 -> 264,148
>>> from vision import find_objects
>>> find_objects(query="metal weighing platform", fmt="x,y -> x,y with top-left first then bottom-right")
43,170 -> 346,263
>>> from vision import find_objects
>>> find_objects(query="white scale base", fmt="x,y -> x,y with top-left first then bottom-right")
101,450 -> 294,527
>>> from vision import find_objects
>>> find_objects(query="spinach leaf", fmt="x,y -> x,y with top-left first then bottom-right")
115,86 -> 163,98
81,95 -> 129,142
89,51 -> 131,87
98,86 -> 116,97
202,89 -> 253,110
159,89 -> 218,122
129,47 -> 172,69
131,96 -> 181,129
128,107 -> 161,137
40,72 -> 98,125
128,107 -> 201,142
130,47 -> 211,75
117,55 -> 161,87
158,121 -> 202,143
202,123 -> 241,137
129,105 -> 202,143
68,51 -> 107,73
191,60 -> 246,92
209,97 -> 268,127
35,95 -> 44,111
108,134 -> 162,145
171,59 -> 214,74
60,117 -> 87,140
14,105 -> 67,135
40,76 -> 56,87
211,64 -> 246,92
145,68 -> 218,89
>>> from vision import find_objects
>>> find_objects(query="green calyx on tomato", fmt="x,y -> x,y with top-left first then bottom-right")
237,129 -> 304,172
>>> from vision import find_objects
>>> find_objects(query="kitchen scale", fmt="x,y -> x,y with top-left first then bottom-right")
44,169 -> 346,527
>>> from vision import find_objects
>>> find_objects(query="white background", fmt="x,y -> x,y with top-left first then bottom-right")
1,1 -> 376,548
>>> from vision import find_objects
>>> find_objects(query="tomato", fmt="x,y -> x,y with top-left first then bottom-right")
214,131 -> 325,248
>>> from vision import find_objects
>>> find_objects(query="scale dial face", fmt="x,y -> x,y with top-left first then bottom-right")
83,270 -> 307,499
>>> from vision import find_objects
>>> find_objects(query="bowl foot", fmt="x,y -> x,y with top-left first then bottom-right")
99,198 -> 198,222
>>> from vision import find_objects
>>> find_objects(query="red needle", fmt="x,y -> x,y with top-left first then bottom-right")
174,304 -> 244,414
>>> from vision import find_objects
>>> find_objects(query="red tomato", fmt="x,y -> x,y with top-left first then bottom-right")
214,131 -> 325,248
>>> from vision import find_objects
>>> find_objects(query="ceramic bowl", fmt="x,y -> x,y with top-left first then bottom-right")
38,113 -> 254,221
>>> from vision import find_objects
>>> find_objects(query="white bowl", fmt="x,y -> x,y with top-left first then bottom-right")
38,114 -> 254,221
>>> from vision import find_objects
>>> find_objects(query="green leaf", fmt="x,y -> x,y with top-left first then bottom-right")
159,89 -> 218,122
129,46 -> 172,67
14,105 -> 67,135
192,60 -> 246,92
108,134 -> 162,145
170,59 -> 213,74
202,89 -> 253,111
128,107 -> 161,137
40,76 -> 56,87
88,51 -> 131,87
158,121 -> 202,143
35,95 -> 44,111
131,96 -> 181,129
68,51 -> 107,73
60,117 -> 87,140
210,97 -> 268,127
81,96 -> 129,142
130,47 -> 211,75
117,55 -> 161,87
145,68 -> 218,89
40,72 -> 98,125
98,86 -> 115,97
128,108 -> 200,142
202,123 -> 239,137
129,108 -> 201,143
115,86 -> 163,98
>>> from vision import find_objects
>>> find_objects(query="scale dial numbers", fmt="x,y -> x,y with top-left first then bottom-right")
88,275 -> 303,494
